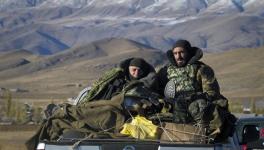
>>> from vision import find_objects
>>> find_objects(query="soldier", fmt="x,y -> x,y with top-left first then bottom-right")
44,57 -> 157,119
78,57 -> 156,104
154,39 -> 236,142
26,58 -> 159,150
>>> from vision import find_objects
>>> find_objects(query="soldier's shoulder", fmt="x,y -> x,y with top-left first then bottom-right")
196,62 -> 215,77
93,67 -> 124,85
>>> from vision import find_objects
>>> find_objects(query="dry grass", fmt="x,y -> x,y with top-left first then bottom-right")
0,132 -> 35,150
0,125 -> 38,150
202,47 -> 264,98
0,131 -> 35,150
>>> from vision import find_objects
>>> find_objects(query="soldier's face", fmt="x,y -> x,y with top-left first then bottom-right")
172,47 -> 188,67
129,66 -> 143,79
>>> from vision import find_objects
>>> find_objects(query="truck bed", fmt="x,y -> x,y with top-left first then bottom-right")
38,138 -> 229,150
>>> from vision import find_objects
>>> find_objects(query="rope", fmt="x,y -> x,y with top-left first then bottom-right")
72,136 -> 90,150
154,113 -> 209,143
155,114 -> 173,142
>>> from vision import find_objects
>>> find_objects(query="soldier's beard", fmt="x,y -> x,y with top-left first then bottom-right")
176,59 -> 186,67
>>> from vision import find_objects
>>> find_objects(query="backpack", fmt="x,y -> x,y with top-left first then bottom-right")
78,68 -> 124,104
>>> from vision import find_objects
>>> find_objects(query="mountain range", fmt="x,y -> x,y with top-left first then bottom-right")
0,0 -> 263,54
0,38 -> 166,99
0,38 -> 263,101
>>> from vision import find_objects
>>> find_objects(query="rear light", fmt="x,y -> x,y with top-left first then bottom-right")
36,143 -> 45,150
242,144 -> 247,150
260,128 -> 264,138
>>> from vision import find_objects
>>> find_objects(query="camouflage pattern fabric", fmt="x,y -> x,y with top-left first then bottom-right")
81,68 -> 125,103
167,62 -> 220,99
79,57 -> 156,104
164,61 -> 235,141
188,99 -> 208,124
196,63 -> 221,98
173,99 -> 193,123
167,64 -> 199,95
25,93 -> 127,150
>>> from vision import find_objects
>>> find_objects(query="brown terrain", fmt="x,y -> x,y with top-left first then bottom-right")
202,47 -> 264,100
0,38 -> 166,102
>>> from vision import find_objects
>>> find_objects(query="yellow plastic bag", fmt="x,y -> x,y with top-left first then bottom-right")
120,115 -> 158,139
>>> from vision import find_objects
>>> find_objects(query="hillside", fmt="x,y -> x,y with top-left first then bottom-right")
0,38 -> 165,99
0,49 -> 39,71
202,47 -> 264,98
0,39 -> 263,102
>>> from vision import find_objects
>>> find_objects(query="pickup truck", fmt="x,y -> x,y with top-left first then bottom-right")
36,117 -> 264,150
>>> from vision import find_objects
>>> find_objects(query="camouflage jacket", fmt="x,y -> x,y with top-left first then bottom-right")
80,58 -> 156,104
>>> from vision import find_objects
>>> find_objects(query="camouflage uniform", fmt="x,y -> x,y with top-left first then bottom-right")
80,57 -> 156,104
155,47 -> 236,141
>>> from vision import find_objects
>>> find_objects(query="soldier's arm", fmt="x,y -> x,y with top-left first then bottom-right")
153,66 -> 169,96
197,64 -> 221,99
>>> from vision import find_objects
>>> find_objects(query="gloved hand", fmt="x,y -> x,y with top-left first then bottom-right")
43,103 -> 60,119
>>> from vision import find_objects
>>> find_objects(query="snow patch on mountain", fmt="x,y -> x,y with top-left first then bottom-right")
0,0 -> 44,10
204,0 -> 241,13
0,0 -> 263,54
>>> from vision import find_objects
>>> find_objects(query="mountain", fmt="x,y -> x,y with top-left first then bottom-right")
0,0 -> 44,10
0,0 -> 263,54
0,38 -> 164,79
0,38 -> 166,98
0,49 -> 37,72
0,39 -> 262,100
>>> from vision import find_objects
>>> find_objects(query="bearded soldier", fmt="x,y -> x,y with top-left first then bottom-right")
154,39 -> 236,142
